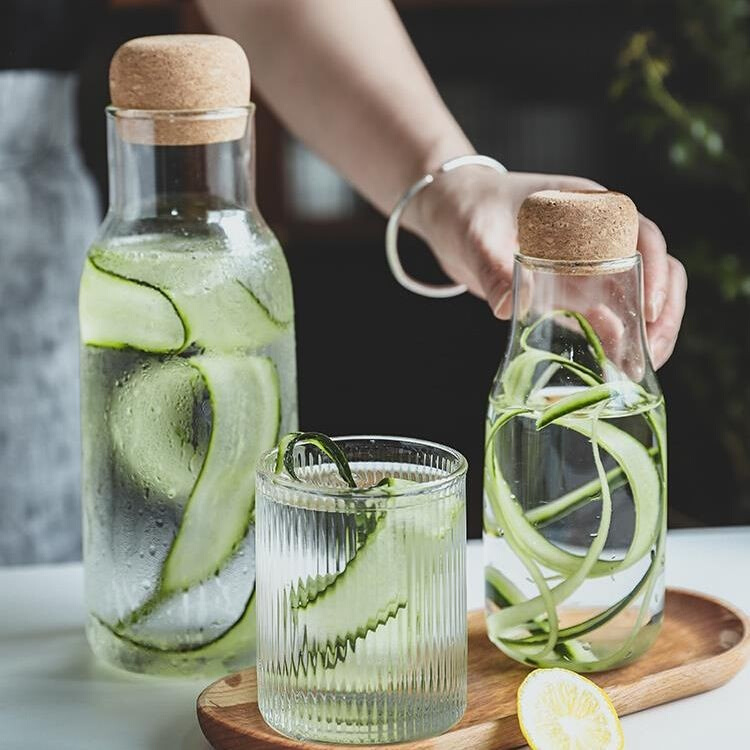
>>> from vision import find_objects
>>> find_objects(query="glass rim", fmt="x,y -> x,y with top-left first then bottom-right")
257,434 -> 468,501
106,103 -> 255,121
515,252 -> 640,274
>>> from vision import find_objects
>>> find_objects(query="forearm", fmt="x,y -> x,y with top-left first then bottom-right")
197,0 -> 472,215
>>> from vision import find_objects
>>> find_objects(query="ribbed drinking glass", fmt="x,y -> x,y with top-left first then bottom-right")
255,436 -> 467,744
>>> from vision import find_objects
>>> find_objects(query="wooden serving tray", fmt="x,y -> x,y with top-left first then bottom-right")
197,588 -> 750,750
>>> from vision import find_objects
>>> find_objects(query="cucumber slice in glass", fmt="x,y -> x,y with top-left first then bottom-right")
161,354 -> 280,594
108,354 -> 279,651
92,588 -> 256,676
79,259 -> 185,352
290,495 -> 461,664
90,246 -> 290,352
109,359 -> 209,501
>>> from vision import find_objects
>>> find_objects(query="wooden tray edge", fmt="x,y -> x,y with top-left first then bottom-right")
196,587 -> 750,748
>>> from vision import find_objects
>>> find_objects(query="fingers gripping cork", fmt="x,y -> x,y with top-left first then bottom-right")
109,34 -> 251,146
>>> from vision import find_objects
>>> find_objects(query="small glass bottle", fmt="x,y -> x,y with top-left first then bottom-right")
79,36 -> 297,676
483,190 -> 666,672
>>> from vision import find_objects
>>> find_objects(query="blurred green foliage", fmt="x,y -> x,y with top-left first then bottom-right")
612,0 -> 750,521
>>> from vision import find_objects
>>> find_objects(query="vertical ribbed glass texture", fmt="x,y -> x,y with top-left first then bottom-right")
256,436 -> 467,744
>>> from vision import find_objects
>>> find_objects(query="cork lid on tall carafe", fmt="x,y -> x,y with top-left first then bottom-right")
517,190 -> 639,267
109,34 -> 251,146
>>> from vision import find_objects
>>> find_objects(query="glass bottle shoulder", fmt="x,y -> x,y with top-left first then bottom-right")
86,208 -> 294,326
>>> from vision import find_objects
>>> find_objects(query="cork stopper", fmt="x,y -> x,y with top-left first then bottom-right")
109,35 -> 251,146
518,190 -> 638,264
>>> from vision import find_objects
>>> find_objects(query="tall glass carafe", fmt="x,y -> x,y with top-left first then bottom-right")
483,191 -> 666,672
79,36 -> 297,676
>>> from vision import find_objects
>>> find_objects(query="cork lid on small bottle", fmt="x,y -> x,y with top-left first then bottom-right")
517,190 -> 639,265
109,34 -> 251,146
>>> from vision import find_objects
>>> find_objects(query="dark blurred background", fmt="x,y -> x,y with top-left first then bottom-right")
78,0 -> 750,537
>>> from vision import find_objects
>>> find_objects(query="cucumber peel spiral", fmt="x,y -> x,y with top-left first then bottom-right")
485,309 -> 667,670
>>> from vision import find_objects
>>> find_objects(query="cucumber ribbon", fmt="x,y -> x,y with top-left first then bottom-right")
83,256 -> 284,658
273,432 -> 461,671
110,354 -> 280,649
485,309 -> 666,667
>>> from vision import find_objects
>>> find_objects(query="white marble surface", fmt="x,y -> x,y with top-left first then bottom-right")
1,528 -> 748,749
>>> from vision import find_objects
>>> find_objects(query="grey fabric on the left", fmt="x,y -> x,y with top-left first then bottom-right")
0,71 -> 100,564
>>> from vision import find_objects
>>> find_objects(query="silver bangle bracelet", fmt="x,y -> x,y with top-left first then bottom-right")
385,154 -> 507,298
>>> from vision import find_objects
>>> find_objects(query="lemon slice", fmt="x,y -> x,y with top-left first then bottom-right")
517,668 -> 624,750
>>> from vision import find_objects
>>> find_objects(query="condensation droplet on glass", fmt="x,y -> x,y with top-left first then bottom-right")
149,544 -> 157,556
141,579 -> 152,590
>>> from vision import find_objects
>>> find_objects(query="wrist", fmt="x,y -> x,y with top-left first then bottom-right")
407,158 -> 508,244
400,138 -> 476,235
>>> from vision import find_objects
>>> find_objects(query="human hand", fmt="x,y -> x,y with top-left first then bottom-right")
407,168 -> 687,369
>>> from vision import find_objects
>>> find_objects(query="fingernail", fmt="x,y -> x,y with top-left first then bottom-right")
648,291 -> 666,322
650,336 -> 667,365
495,290 -> 512,319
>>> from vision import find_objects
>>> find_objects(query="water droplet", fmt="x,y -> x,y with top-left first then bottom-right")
149,544 -> 157,556
141,579 -> 151,590
155,518 -> 164,528
170,208 -> 178,217
242,566 -> 248,574
139,551 -> 145,558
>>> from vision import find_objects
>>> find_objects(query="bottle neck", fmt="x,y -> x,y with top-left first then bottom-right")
106,107 -> 256,221
504,254 -> 657,388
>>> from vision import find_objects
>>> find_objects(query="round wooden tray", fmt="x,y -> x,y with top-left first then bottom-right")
197,588 -> 750,750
